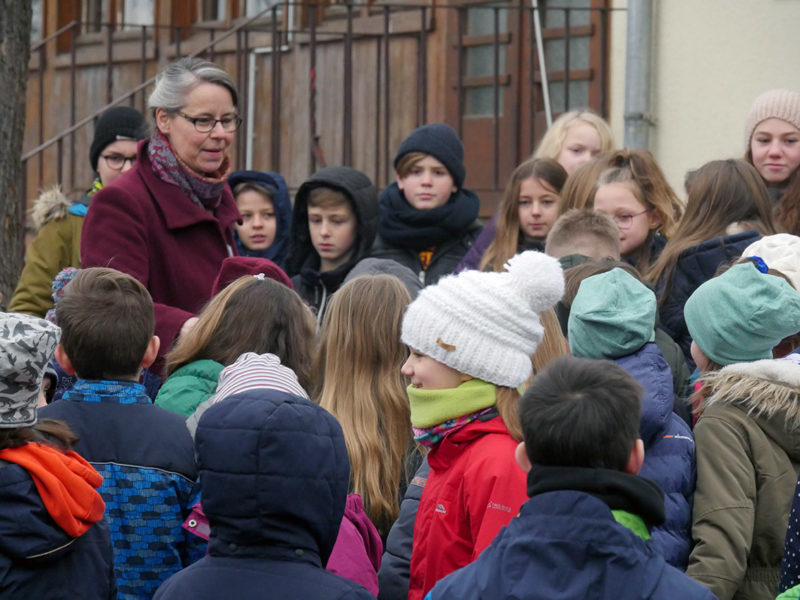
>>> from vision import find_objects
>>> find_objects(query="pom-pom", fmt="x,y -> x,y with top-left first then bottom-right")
504,251 -> 565,311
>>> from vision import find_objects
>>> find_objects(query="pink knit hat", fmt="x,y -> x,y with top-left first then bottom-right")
744,89 -> 800,147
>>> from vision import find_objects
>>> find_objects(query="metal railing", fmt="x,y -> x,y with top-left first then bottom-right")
22,2 -> 616,230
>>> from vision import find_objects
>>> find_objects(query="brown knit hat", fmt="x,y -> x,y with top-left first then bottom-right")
744,89 -> 800,148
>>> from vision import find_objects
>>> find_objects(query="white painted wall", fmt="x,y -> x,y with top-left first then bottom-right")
608,0 -> 800,198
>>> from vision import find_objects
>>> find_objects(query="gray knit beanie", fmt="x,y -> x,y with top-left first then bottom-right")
744,89 -> 800,148
0,313 -> 61,428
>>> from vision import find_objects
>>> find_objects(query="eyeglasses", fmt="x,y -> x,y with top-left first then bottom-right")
178,112 -> 242,133
611,208 -> 650,230
101,154 -> 137,171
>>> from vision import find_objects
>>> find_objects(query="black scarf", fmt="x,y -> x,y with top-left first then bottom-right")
378,183 -> 479,249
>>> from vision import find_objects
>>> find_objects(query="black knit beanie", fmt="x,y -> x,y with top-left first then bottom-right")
393,123 -> 466,189
89,106 -> 149,171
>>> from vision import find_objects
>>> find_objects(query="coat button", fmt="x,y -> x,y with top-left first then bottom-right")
295,549 -> 304,556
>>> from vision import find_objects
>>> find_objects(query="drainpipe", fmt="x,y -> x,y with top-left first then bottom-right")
623,0 -> 654,149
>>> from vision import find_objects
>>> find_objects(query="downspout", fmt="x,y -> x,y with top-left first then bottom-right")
623,0 -> 654,149
531,0 -> 552,128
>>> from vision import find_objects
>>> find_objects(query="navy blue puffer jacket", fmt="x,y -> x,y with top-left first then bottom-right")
616,343 -> 696,569
154,389 -> 374,600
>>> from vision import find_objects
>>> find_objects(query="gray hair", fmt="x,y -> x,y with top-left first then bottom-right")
148,57 -> 238,116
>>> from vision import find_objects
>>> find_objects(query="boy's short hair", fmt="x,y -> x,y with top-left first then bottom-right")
232,182 -> 273,202
395,152 -> 428,179
308,187 -> 351,210
56,267 -> 154,380
545,209 -> 620,260
519,355 -> 642,471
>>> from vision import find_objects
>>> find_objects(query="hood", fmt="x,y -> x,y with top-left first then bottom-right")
30,186 -> 73,231
674,229 -> 761,285
614,344 -> 674,445
285,166 -> 378,277
195,388 -> 349,565
229,170 -> 293,267
700,352 -> 800,459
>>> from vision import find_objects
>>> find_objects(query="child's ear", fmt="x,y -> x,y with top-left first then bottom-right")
648,209 -> 662,230
54,344 -> 75,376
624,439 -> 645,475
140,336 -> 161,369
395,171 -> 405,189
515,442 -> 532,473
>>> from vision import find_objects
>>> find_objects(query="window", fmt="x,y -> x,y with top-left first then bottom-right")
31,0 -> 44,42
81,0 -> 154,34
542,0 -> 593,112
463,4 -> 509,117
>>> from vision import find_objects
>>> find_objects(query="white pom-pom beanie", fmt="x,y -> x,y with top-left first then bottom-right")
401,251 -> 564,387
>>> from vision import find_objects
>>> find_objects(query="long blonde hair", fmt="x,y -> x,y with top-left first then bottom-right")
313,275 -> 413,534
480,159 -> 567,272
533,109 -> 616,162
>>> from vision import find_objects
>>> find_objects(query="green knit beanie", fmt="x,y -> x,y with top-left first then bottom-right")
684,262 -> 800,366
568,268 -> 656,359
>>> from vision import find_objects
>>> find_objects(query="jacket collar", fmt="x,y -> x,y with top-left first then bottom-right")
135,139 -> 240,233
427,410 -> 507,470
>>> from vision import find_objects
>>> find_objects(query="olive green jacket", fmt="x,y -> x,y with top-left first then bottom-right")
688,356 -> 800,600
9,187 -> 85,317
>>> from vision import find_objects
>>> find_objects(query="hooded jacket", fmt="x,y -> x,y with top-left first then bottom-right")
408,412 -> 528,600
154,389 -> 374,600
688,354 -> 800,600
0,451 -> 116,599
658,229 -> 761,366
426,466 -> 715,600
285,167 -> 378,320
9,187 -> 88,317
616,344 -> 696,569
228,170 -> 292,268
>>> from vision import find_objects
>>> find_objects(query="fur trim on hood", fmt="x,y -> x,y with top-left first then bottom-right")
699,352 -> 800,432
30,186 -> 72,231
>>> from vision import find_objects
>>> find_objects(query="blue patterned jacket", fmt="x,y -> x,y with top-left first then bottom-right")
40,379 -> 204,599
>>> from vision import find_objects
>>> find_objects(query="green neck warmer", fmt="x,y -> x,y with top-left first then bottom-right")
407,379 -> 496,428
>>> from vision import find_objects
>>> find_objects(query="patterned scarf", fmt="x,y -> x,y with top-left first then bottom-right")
413,406 -> 496,447
148,131 -> 231,210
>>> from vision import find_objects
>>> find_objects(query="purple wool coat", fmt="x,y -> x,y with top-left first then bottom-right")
81,139 -> 240,366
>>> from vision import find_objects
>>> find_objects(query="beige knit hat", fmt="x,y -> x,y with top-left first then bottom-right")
401,251 -> 564,388
744,89 -> 800,147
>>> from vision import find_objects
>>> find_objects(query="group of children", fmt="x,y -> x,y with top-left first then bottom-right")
2,84 -> 800,600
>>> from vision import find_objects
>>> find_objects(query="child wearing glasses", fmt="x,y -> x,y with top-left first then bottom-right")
646,159 -> 776,366
591,149 -> 683,275
9,106 -> 148,317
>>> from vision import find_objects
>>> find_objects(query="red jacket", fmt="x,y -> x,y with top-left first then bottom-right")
81,140 -> 240,365
408,415 -> 527,600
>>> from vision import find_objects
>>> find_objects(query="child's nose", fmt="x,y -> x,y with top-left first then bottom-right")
400,356 -> 413,376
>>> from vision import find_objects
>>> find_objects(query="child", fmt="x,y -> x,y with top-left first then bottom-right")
0,312 -> 116,599
372,123 -> 482,285
228,170 -> 292,267
156,266 -> 314,417
397,250 -> 564,600
567,268 -> 696,568
285,166 -> 378,320
592,149 -> 683,274
153,357 -> 375,600
314,274 -> 416,538
647,159 -> 776,366
684,261 -> 800,600
474,158 -> 567,271
744,89 -> 800,233
544,208 -> 620,267
10,107 -> 149,317
39,267 -> 205,599
426,356 -> 715,600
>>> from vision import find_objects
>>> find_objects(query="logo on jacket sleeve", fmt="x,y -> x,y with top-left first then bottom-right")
435,503 -> 447,514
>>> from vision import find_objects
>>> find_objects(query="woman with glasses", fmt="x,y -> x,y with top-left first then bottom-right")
9,106 -> 148,317
646,159 -> 777,367
81,57 -> 243,373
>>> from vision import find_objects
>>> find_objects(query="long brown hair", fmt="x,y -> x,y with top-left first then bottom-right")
558,152 -> 615,213
746,147 -> 800,235
480,159 -> 567,272
166,276 -> 316,391
313,275 -> 413,534
0,419 -> 78,451
646,159 -> 776,300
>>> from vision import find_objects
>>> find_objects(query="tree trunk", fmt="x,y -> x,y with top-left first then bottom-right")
0,1 -> 32,310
